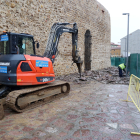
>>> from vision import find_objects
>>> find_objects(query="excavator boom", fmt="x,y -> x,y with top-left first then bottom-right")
43,23 -> 83,76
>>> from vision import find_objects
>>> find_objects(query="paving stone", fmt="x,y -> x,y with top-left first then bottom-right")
81,129 -> 90,136
30,137 -> 40,140
67,114 -> 79,120
8,130 -> 23,136
100,126 -> 116,134
22,127 -> 34,132
0,135 -> 15,140
119,124 -> 134,129
108,113 -> 121,122
0,131 -> 6,139
32,130 -> 48,137
120,129 -> 132,136
135,123 -> 140,130
0,78 -> 138,139
119,117 -> 134,124
127,134 -> 140,140
58,131 -> 67,137
110,110 -> 118,113
53,118 -> 67,128
92,116 -> 109,123
92,130 -> 103,139
81,136 -> 93,140
82,117 -> 95,123
20,138 -> 31,140
101,107 -> 108,112
90,123 -> 100,130
65,123 -> 75,131
96,113 -> 109,118
44,137 -> 58,140
65,138 -> 76,140
73,130 -> 81,138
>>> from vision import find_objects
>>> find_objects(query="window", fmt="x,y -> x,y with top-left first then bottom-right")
20,62 -> 32,72
17,36 -> 34,55
0,35 -> 10,54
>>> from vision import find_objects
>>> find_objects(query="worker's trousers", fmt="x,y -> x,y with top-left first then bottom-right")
118,67 -> 123,77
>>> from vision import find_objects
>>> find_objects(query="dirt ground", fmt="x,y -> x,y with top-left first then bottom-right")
0,67 -> 140,140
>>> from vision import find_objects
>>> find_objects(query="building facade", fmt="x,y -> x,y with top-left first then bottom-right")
111,47 -> 121,57
110,43 -> 121,57
121,29 -> 140,56
0,0 -> 111,76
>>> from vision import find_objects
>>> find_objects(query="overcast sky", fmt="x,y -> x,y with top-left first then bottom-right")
97,0 -> 140,44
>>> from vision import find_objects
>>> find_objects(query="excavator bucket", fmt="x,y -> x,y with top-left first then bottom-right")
76,62 -> 83,78
0,99 -> 4,120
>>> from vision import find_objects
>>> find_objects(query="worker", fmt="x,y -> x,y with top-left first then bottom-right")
118,63 -> 126,77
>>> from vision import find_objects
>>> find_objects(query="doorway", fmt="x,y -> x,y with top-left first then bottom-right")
84,30 -> 92,70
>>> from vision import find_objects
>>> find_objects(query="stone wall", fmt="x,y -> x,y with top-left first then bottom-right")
0,0 -> 111,76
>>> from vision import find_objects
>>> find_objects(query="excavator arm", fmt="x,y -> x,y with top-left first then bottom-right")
43,23 -> 83,77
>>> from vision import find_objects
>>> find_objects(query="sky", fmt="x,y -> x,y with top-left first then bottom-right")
97,0 -> 140,44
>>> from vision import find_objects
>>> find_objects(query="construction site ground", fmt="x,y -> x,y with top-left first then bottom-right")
0,67 -> 140,140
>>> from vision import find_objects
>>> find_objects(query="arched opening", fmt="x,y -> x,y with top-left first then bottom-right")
84,30 -> 92,71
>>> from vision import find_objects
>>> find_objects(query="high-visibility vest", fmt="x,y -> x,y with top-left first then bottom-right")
118,63 -> 126,70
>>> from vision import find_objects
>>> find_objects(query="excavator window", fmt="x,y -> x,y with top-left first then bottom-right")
17,36 -> 34,55
0,35 -> 10,54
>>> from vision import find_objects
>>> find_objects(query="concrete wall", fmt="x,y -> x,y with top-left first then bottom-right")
0,0 -> 111,76
121,29 -> 140,56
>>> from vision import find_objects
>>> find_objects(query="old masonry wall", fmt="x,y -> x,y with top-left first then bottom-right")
0,0 -> 111,76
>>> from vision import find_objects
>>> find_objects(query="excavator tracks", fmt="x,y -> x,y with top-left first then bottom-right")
5,80 -> 70,113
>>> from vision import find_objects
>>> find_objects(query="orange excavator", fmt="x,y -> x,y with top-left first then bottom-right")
0,22 -> 83,119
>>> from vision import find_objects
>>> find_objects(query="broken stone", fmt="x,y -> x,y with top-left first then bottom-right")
85,70 -> 92,76
97,77 -> 102,81
79,77 -> 87,81
45,127 -> 58,133
106,123 -> 118,129
11,3 -> 16,8
56,66 -> 130,85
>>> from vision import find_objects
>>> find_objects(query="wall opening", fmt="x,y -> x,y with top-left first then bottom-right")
84,30 -> 92,71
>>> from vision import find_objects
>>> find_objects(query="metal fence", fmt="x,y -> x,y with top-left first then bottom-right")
110,57 -> 125,67
111,53 -> 140,78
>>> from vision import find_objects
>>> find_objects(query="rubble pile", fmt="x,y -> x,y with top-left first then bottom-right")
90,67 -> 130,85
56,67 -> 130,85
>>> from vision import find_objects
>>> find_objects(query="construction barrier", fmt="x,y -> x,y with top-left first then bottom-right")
125,74 -> 140,111
123,74 -> 140,135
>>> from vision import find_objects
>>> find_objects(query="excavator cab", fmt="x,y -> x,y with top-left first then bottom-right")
0,32 -> 55,86
0,32 -> 35,55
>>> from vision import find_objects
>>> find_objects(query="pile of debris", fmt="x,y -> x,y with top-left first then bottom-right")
56,66 -> 130,85
89,67 -> 130,85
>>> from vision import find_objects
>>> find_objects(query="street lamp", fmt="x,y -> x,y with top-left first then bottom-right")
124,38 -> 127,63
122,13 -> 129,76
